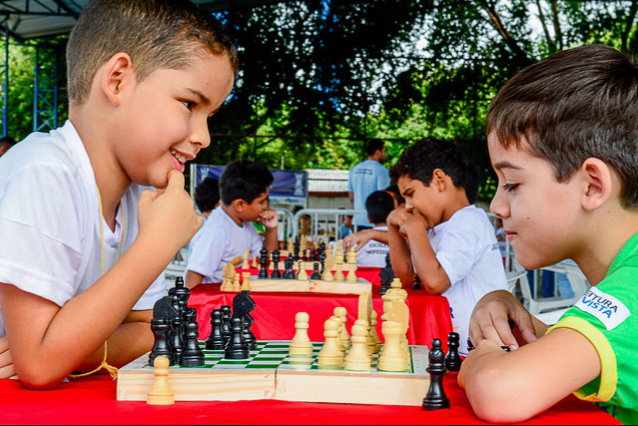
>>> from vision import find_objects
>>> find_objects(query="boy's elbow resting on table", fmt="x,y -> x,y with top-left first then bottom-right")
465,364 -> 540,423
420,277 -> 450,294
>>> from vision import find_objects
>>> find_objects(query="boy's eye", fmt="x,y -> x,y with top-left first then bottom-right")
181,100 -> 196,110
502,183 -> 519,192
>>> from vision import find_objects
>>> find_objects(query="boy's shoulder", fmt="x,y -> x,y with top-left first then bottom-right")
447,205 -> 492,230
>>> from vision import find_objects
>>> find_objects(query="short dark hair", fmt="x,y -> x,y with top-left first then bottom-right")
67,0 -> 239,105
390,137 -> 478,200
384,185 -> 405,206
194,177 -> 220,213
365,191 -> 395,224
366,139 -> 385,156
219,160 -> 273,205
488,44 -> 638,209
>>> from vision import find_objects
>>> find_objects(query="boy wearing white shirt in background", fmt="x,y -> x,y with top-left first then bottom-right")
387,137 -> 508,354
186,160 -> 279,288
351,191 -> 394,268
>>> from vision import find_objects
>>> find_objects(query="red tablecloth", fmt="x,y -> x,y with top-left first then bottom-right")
0,373 -> 619,424
189,284 -> 453,347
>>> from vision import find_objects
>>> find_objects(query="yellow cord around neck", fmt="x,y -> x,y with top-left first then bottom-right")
69,188 -> 125,380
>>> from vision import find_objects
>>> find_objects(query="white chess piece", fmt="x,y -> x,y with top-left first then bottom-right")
289,312 -> 314,356
317,318 -> 344,366
344,322 -> 372,371
147,356 -> 174,405
334,307 -> 350,349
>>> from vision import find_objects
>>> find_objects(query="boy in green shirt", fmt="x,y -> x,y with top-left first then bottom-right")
459,44 -> 638,424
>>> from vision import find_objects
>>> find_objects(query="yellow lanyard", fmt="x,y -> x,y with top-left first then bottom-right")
69,188 -> 124,380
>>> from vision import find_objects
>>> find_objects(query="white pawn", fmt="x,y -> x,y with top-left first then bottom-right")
330,315 -> 346,354
334,307 -> 350,349
346,248 -> 357,283
344,322 -> 372,371
378,321 -> 408,372
289,312 -> 314,356
241,272 -> 251,291
232,273 -> 241,292
147,356 -> 174,405
370,310 -> 382,354
317,318 -> 344,366
241,249 -> 250,269
297,261 -> 309,281
333,252 -> 345,281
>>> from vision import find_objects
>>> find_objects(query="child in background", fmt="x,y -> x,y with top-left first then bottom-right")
187,177 -> 221,259
0,0 -> 237,387
460,45 -> 638,424
388,137 -> 507,355
186,160 -> 278,288
351,191 -> 394,268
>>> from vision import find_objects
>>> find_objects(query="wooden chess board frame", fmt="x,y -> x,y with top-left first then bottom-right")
247,277 -> 372,294
117,340 -> 430,406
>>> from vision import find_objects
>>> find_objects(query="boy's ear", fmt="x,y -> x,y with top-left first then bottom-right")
100,52 -> 134,107
431,169 -> 448,191
232,199 -> 245,213
580,158 -> 614,211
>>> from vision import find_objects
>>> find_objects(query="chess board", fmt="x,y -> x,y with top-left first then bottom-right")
247,277 -> 372,294
117,340 -> 430,406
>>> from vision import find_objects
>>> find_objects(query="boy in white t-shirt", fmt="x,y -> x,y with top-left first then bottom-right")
387,137 -> 507,354
0,0 -> 237,388
349,191 -> 394,268
185,160 -> 279,288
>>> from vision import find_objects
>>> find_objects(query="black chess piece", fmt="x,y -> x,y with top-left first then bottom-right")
169,276 -> 190,307
467,337 -> 475,352
378,253 -> 394,295
412,274 -> 422,290
309,249 -> 316,262
180,316 -> 205,367
149,318 -> 174,366
319,250 -> 326,274
206,309 -> 225,350
445,332 -> 462,372
282,257 -> 295,279
170,316 -> 185,365
422,339 -> 450,410
220,305 -> 232,345
293,238 -> 300,262
153,296 -> 178,321
310,261 -> 321,280
225,316 -> 249,359
271,250 -> 281,279
233,291 -> 258,349
258,247 -> 269,278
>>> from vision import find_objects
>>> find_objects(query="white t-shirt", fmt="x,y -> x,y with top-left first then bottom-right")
355,225 -> 389,267
427,205 -> 508,355
186,206 -> 264,283
0,121 -> 166,338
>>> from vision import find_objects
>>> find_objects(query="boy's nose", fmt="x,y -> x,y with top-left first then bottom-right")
490,189 -> 509,219
191,119 -> 211,148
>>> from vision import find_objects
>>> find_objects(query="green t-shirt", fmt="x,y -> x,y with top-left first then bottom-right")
548,232 -> 638,425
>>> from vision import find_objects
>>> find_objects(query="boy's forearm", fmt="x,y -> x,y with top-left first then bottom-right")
264,227 -> 278,252
406,226 -> 450,294
388,225 -> 414,287
76,321 -> 154,371
2,239 -> 173,389
368,229 -> 389,245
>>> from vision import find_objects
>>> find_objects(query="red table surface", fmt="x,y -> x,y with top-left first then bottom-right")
190,284 -> 453,347
0,373 -> 619,425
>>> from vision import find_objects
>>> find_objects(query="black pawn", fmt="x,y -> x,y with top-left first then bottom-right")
413,274 -> 422,290
206,309 -> 225,350
319,250 -> 326,274
310,261 -> 321,280
170,316 -> 185,364
422,339 -> 450,410
271,250 -> 281,279
221,305 -> 232,345
225,316 -> 249,359
180,317 -> 205,367
149,318 -> 174,366
282,257 -> 295,279
258,247 -> 269,278
445,332 -> 462,372
467,337 -> 475,352
293,238 -> 300,262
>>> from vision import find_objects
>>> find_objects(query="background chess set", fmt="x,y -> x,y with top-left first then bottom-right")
219,240 -> 372,294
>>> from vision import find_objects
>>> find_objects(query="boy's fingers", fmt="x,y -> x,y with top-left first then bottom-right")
513,311 -> 538,345
0,336 -> 9,352
165,169 -> 185,192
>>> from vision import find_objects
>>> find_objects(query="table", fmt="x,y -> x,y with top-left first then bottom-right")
0,373 -> 619,424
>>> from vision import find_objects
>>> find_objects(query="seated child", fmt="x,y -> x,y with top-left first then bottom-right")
460,44 -> 638,424
0,0 -> 237,388
387,137 -> 508,355
348,191 -> 394,268
186,160 -> 278,288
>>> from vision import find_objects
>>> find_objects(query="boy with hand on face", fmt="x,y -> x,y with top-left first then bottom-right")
460,45 -> 638,424
387,138 -> 507,355
0,0 -> 237,388
186,160 -> 278,288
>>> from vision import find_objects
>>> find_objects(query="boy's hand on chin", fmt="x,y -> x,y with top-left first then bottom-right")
387,207 -> 408,229
0,336 -> 17,379
259,209 -> 279,229
399,211 -> 427,238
